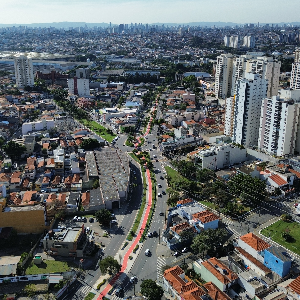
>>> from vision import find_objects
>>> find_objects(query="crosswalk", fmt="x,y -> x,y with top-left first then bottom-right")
111,294 -> 123,300
75,282 -> 92,298
221,218 -> 233,226
157,256 -> 166,279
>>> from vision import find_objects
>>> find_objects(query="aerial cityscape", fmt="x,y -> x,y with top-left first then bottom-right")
1,1 -> 300,300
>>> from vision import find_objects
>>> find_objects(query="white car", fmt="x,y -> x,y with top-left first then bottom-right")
158,193 -> 162,197
130,276 -> 138,283
145,249 -> 151,256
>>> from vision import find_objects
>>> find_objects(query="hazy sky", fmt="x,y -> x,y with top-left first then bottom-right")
2,0 -> 299,24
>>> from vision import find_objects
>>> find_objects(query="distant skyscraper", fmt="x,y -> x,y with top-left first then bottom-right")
242,35 -> 255,48
290,48 -> 300,90
225,73 -> 268,147
14,56 -> 34,88
258,89 -> 300,156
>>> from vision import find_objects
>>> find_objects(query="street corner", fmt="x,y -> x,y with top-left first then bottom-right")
156,243 -> 173,258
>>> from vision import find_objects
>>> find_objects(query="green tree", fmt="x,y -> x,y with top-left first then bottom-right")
93,179 -> 100,189
99,256 -> 121,275
80,138 -> 101,150
191,228 -> 228,256
3,141 -> 26,161
95,209 -> 112,225
228,173 -> 266,206
179,228 -> 195,245
140,279 -> 164,300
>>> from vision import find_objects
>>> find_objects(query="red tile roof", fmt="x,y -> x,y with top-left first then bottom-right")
177,198 -> 193,205
235,247 -> 271,274
239,233 -> 270,251
269,174 -> 288,186
289,275 -> 300,295
203,282 -> 231,300
289,168 -> 300,179
171,222 -> 193,234
164,266 -> 205,300
201,257 -> 238,284
192,210 -> 219,224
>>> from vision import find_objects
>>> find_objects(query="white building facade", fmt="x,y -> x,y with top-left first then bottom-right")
225,73 -> 268,147
258,89 -> 300,156
68,77 -> 90,97
22,119 -> 55,135
14,56 -> 34,88
215,54 -> 234,99
216,53 -> 280,99
290,49 -> 300,90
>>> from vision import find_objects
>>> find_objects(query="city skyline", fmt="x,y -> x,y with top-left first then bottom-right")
3,0 -> 300,25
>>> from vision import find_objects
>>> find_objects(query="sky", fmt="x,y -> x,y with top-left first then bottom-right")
1,0 -> 299,25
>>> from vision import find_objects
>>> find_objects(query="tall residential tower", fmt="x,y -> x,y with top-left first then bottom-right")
224,73 -> 268,147
14,56 -> 34,88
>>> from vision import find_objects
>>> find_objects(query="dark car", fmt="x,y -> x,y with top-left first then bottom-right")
89,217 -> 94,223
159,212 -> 164,216
160,176 -> 164,180
115,287 -> 124,297
162,191 -> 166,195
152,231 -> 158,237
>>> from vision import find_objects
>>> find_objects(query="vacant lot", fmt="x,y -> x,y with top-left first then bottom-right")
26,260 -> 75,275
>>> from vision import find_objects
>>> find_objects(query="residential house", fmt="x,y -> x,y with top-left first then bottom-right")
191,210 -> 219,230
202,282 -> 232,300
66,192 -> 80,212
193,257 -> 238,291
264,246 -> 292,277
238,233 -> 271,262
10,171 -> 22,192
236,247 -> 272,277
163,266 -> 206,300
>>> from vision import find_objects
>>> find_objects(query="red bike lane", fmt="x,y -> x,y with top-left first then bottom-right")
98,98 -> 158,299
98,169 -> 152,299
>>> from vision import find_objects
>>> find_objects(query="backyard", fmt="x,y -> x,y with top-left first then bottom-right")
261,219 -> 300,256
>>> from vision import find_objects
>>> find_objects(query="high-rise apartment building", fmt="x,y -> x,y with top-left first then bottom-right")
224,73 -> 268,147
242,36 -> 255,48
68,77 -> 90,97
216,53 -> 280,99
290,48 -> 300,90
258,89 -> 300,156
14,56 -> 34,88
215,54 -> 234,99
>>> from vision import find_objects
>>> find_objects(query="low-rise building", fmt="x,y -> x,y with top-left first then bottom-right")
195,143 -> 247,171
193,257 -> 238,291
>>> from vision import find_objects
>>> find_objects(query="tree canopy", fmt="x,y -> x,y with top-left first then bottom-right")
3,141 -> 26,161
95,209 -> 113,226
99,256 -> 121,275
140,279 -> 164,300
191,228 -> 228,256
80,138 -> 101,150
228,173 -> 266,205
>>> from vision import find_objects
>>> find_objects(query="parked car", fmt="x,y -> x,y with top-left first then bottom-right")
89,217 -> 94,223
182,247 -> 188,253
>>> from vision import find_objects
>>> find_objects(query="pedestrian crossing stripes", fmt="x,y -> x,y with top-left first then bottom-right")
76,283 -> 91,298
157,256 -> 166,279
111,295 -> 123,300
222,218 -> 233,226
